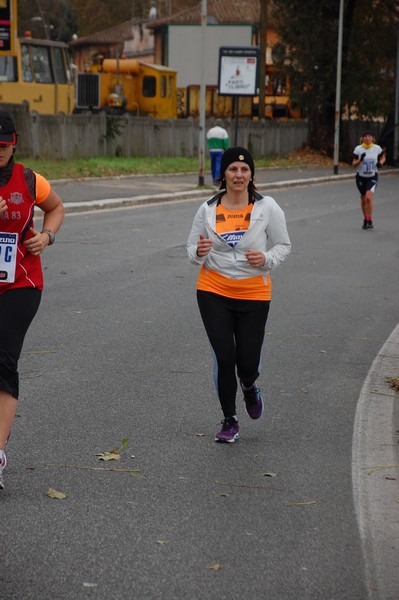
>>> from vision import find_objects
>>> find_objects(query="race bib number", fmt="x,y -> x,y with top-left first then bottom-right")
362,159 -> 375,175
0,232 -> 18,283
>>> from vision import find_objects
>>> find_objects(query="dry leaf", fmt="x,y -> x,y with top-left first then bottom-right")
96,451 -> 121,461
46,487 -> 67,499
386,376 -> 399,391
301,384 -> 313,394
258,472 -> 278,478
96,438 -> 129,461
194,432 -> 205,437
156,540 -> 169,545
207,563 -> 222,571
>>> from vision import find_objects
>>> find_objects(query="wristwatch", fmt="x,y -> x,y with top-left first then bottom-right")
42,228 -> 55,245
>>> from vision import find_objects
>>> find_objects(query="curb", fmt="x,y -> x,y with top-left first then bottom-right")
352,322 -> 399,600
61,173 -> 354,214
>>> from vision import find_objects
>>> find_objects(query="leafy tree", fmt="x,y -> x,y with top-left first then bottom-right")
68,0 -> 197,37
18,0 -> 198,40
273,0 -> 399,155
18,0 -> 78,42
68,0 -> 133,36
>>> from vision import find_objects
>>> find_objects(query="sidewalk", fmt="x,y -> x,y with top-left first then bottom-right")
53,164 -> 364,213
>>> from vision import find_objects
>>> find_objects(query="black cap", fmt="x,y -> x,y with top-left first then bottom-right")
220,147 -> 255,178
0,111 -> 17,144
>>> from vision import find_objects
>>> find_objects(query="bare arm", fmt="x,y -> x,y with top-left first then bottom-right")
23,188 -> 65,256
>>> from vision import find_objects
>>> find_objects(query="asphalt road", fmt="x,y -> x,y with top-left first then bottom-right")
1,171 -> 398,600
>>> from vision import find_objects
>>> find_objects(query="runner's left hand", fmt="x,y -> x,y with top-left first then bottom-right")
246,249 -> 266,268
23,227 -> 49,255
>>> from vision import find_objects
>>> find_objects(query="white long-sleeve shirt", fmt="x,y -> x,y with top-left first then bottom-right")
187,190 -> 291,280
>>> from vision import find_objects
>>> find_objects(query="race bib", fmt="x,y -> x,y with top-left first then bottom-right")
362,159 -> 375,175
0,232 -> 18,283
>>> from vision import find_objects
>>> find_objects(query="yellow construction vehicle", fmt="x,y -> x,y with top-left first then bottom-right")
0,0 -> 74,114
74,58 -> 177,119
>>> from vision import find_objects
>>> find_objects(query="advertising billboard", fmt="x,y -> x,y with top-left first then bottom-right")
218,46 -> 260,97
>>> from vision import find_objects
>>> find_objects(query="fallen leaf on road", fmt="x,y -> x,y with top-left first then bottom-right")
96,438 -> 129,461
96,451 -> 121,461
156,540 -> 169,545
386,376 -> 399,391
301,384 -> 313,394
207,563 -> 221,571
258,472 -> 278,478
46,487 -> 67,499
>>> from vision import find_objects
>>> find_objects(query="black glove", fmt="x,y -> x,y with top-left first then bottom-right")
360,152 -> 366,161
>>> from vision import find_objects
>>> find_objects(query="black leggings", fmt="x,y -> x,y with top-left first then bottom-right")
197,290 -> 270,418
0,288 -> 42,399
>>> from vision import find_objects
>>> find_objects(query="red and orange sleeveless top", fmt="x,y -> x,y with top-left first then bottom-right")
0,164 -> 50,294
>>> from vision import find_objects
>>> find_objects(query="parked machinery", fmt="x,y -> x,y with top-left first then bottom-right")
0,34 -> 74,115
177,85 -> 301,120
74,58 -> 177,119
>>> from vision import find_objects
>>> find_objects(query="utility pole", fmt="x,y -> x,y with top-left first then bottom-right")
333,0 -> 344,175
394,21 -> 399,165
198,0 -> 206,186
258,0 -> 267,120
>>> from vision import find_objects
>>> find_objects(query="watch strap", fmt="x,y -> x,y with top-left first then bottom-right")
42,228 -> 55,245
